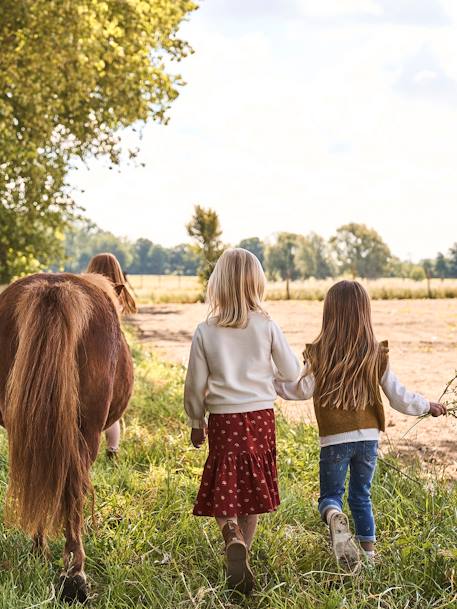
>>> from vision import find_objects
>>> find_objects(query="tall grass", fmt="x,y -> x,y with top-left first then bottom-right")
128,275 -> 457,304
0,338 -> 456,608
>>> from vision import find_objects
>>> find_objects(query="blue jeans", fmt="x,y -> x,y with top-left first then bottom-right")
318,441 -> 378,542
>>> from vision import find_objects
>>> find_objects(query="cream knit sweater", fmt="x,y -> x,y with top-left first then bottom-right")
184,312 -> 301,428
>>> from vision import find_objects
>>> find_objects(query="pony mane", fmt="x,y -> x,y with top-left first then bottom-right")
80,273 -> 121,318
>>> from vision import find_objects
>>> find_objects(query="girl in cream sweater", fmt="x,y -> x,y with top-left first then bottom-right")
184,248 -> 300,594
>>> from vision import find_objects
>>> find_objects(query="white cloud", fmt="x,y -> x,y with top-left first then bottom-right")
393,46 -> 457,104
296,0 -> 382,18
197,0 -> 450,26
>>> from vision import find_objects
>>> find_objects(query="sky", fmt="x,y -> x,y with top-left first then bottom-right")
71,0 -> 457,261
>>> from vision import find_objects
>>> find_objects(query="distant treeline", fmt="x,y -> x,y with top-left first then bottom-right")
64,220 -> 457,280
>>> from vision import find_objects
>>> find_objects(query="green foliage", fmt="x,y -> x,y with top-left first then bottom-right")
295,233 -> 335,279
435,253 -> 449,279
265,233 -> 303,299
0,0 -> 197,282
166,243 -> 200,276
446,244 -> 457,277
130,239 -> 169,275
186,205 -> 224,287
330,223 -> 391,279
237,237 -> 265,265
64,223 -> 200,275
0,204 -> 67,282
1,340 -> 456,607
64,220 -> 133,272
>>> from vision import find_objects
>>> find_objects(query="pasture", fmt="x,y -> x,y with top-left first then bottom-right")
1,336 -> 456,609
127,275 -> 457,304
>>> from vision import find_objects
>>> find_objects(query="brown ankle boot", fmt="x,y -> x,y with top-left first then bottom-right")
222,521 -> 255,595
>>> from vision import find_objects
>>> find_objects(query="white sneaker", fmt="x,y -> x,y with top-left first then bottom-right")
361,550 -> 376,567
328,511 -> 360,568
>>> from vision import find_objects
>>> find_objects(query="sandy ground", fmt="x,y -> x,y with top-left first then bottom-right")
129,300 -> 457,477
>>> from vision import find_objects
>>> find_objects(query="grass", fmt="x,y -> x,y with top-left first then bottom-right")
127,275 -> 457,304
1,337 -> 456,608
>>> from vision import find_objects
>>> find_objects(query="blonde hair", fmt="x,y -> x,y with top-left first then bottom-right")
306,280 -> 386,411
207,248 -> 268,328
86,253 -> 137,315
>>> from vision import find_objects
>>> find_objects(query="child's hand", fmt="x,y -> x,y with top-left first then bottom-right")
429,402 -> 447,417
191,427 -> 207,448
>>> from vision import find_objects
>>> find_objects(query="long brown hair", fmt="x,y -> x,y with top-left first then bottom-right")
207,248 -> 268,328
306,280 -> 385,411
86,253 -> 137,315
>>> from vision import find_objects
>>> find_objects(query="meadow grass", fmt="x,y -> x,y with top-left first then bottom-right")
0,337 -> 456,608
128,275 -> 457,304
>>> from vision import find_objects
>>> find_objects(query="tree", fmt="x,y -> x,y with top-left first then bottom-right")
167,244 -> 200,276
237,237 -> 265,265
130,239 -> 168,274
446,244 -> 457,278
186,205 -> 224,286
0,204 -> 68,282
295,233 -> 335,279
265,233 -> 302,299
64,222 -> 132,272
0,0 -> 197,282
130,239 -> 155,274
422,259 -> 434,297
435,252 -> 449,279
64,219 -> 101,272
330,223 -> 391,279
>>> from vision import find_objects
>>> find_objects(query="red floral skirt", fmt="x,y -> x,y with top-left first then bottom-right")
193,409 -> 280,517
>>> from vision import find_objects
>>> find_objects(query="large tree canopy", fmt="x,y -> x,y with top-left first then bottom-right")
0,0 -> 197,282
330,223 -> 391,279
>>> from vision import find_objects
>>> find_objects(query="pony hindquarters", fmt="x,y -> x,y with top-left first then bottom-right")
5,279 -> 93,538
0,273 -> 128,602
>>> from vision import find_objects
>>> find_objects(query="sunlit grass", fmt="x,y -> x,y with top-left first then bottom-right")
0,338 -> 456,608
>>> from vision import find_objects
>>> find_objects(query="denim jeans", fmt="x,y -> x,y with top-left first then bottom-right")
318,440 -> 378,542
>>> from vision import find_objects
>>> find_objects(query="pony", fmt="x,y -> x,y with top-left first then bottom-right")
0,272 -> 134,602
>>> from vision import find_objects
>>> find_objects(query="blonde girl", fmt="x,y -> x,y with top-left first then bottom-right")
184,248 -> 300,594
86,253 -> 137,457
275,280 -> 446,566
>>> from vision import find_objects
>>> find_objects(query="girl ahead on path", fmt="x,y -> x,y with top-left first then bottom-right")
86,253 -> 137,458
275,280 -> 446,568
184,248 -> 300,594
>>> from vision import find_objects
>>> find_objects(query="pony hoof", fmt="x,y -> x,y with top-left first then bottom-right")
59,574 -> 89,604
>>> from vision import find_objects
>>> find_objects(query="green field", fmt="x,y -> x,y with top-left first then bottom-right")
1,334 -> 456,608
128,275 -> 457,304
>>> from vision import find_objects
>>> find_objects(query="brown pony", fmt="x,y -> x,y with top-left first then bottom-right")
0,272 -> 134,602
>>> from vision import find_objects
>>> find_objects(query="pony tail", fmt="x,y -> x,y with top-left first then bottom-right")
4,280 -> 92,536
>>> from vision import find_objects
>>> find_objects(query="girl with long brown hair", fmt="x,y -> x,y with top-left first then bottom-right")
86,253 -> 137,457
275,280 -> 446,567
184,249 -> 300,594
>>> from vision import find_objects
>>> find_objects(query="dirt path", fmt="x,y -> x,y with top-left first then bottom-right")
129,300 -> 457,477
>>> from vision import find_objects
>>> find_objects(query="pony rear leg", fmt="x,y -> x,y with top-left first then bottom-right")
59,430 -> 100,603
32,529 -> 50,560
59,519 -> 88,603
